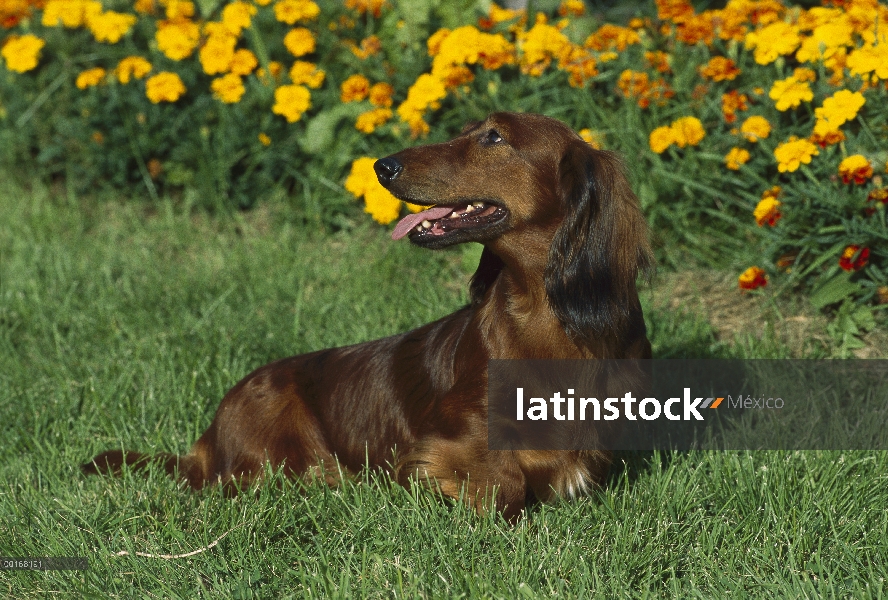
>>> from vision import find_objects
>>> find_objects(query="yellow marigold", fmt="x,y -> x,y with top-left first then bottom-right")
229,49 -> 258,75
274,0 -> 320,24
725,147 -> 751,170
145,72 -> 186,103
115,56 -> 152,84
838,154 -> 873,184
796,17 -> 853,64
397,74 -> 446,137
221,1 -> 256,36
753,196 -> 781,226
792,67 -> 817,82
699,56 -> 740,81
519,22 -> 569,76
272,84 -> 311,122
427,29 -> 450,56
289,61 -> 325,88
340,74 -> 370,102
134,0 -> 155,14
345,156 -> 402,224
257,61 -> 284,84
210,73 -> 245,103
649,126 -> 676,154
431,25 -> 514,77
164,0 -> 195,20
744,21 -> 800,65
738,266 -> 767,290
813,89 -> 865,133
769,77 -> 813,111
75,67 -> 105,89
740,115 -> 771,142
578,129 -> 603,150
283,27 -> 316,57
671,116 -> 705,148
559,0 -> 585,17
200,34 -> 237,75
345,0 -> 386,18
774,136 -> 818,173
1,34 -> 45,73
156,20 -> 200,61
847,43 -> 888,80
42,0 -> 101,28
369,82 -> 394,107
355,107 -> 392,134
351,35 -> 382,59
87,11 -> 137,44
584,24 -> 640,51
258,133 -> 271,146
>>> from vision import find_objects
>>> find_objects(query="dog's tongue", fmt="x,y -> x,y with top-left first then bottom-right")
391,206 -> 454,240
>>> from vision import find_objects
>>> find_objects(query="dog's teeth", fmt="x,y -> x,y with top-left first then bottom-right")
415,225 -> 422,232
472,202 -> 484,208
450,211 -> 460,218
464,205 -> 475,212
421,220 -> 431,228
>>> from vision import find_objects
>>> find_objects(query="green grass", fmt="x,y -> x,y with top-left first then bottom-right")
1,177 -> 887,598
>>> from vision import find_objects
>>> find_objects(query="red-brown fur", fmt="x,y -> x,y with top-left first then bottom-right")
83,112 -> 653,520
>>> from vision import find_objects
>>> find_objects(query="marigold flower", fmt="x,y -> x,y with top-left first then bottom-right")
838,155 -> 873,184
283,27 -> 316,57
42,0 -> 101,28
272,84 -> 311,122
811,128 -> 845,148
351,35 -> 382,59
671,116 -> 705,148
145,72 -> 186,103
134,0 -> 155,14
738,266 -> 767,290
584,24 -> 640,51
345,157 -> 402,224
355,108 -> 392,134
813,90 -> 865,134
211,73 -> 245,103
87,11 -> 137,44
774,136 -> 818,173
340,74 -> 370,102
229,49 -> 258,75
838,245 -> 869,271
644,51 -> 671,73
274,0 -> 320,24
369,82 -> 394,107
847,43 -> 888,80
865,188 -> 888,215
115,56 -> 152,83
427,29 -> 450,56
559,0 -> 585,17
397,74 -> 446,137
796,17 -> 853,63
289,61 -> 325,88
200,34 -> 237,75
164,0 -> 195,21
721,90 -> 748,124
345,0 -> 387,18
740,115 -> 771,142
649,126 -> 675,154
221,2 -> 255,36
753,196 -> 781,226
725,147 -> 751,171
699,56 -> 740,81
258,133 -> 271,146
156,20 -> 200,61
745,21 -> 800,65
76,67 -> 105,89
769,77 -> 813,111
519,22 -> 569,76
792,67 -> 816,82
578,129 -> 603,150
1,34 -> 45,73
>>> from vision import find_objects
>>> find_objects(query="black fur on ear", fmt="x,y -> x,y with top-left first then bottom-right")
469,246 -> 505,306
544,141 -> 653,355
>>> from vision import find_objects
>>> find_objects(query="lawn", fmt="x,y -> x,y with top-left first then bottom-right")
1,175 -> 886,598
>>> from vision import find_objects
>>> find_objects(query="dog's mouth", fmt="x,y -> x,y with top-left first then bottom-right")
391,201 -> 508,242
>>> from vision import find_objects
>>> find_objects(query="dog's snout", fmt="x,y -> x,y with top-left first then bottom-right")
374,157 -> 403,185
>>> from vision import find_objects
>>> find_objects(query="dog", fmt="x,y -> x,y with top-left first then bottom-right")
83,112 -> 653,520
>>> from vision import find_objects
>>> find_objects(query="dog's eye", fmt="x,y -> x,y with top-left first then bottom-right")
482,129 -> 504,145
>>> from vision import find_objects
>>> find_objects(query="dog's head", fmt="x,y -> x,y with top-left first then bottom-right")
376,112 -> 652,350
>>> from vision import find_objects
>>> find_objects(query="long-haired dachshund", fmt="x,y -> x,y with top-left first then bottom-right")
83,112 -> 653,520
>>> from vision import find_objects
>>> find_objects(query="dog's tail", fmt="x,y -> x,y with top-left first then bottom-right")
81,449 -> 208,488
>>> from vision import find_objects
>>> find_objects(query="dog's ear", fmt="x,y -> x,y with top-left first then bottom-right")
470,246 -> 505,306
545,141 -> 653,354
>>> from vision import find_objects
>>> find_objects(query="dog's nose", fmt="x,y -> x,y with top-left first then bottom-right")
374,157 -> 403,185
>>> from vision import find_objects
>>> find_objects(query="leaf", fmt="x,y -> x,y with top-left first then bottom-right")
298,104 -> 366,155
809,273 -> 862,309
